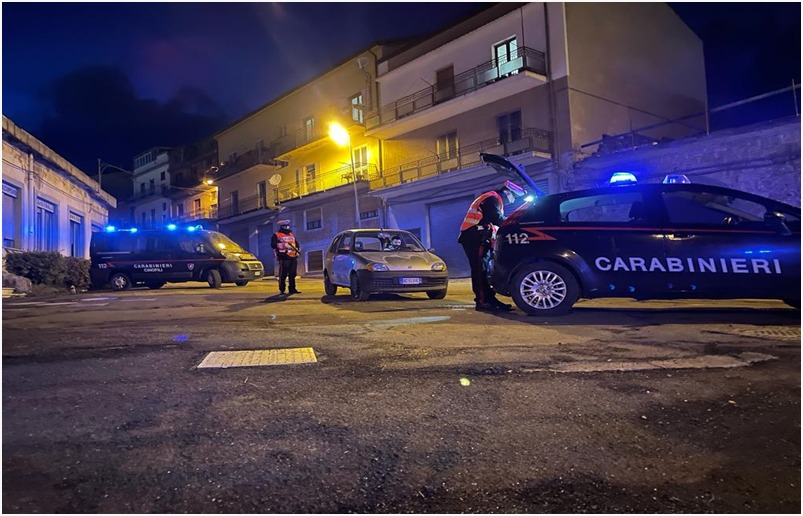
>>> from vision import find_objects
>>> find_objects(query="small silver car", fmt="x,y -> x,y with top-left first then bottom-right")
323,229 -> 448,301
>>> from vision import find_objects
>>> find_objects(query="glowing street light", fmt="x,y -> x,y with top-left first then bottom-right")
328,122 -> 361,228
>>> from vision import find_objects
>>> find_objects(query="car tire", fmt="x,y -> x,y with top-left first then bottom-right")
324,273 -> 338,296
511,262 -> 579,316
349,273 -> 370,301
427,289 -> 447,300
206,269 -> 222,289
784,298 -> 801,309
234,281 -> 249,287
109,273 -> 131,292
145,282 -> 165,289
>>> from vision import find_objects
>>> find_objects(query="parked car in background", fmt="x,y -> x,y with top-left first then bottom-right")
487,155 -> 801,316
323,229 -> 448,301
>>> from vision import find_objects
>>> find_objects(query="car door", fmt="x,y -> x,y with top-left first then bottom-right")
557,187 -> 668,297
658,185 -> 801,298
330,232 -> 354,285
130,234 -> 175,283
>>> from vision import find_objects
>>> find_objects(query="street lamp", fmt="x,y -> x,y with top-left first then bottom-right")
97,158 -> 134,189
329,122 -> 361,228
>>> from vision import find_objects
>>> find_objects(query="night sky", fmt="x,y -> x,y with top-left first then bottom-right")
2,2 -> 800,181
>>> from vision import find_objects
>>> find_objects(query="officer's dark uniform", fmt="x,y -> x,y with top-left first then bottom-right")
458,190 -> 513,312
271,220 -> 301,295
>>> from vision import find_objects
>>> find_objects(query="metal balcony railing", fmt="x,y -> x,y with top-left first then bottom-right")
365,47 -> 546,130
214,148 -> 281,180
175,207 -> 218,224
128,185 -> 171,202
370,128 -> 551,189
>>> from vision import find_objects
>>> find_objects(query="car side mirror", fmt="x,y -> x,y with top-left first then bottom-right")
765,211 -> 791,236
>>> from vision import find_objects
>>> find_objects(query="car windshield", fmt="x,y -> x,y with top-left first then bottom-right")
353,231 -> 425,252
205,232 -> 247,253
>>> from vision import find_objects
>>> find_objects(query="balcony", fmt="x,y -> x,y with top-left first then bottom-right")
269,125 -> 331,159
370,128 -> 550,189
128,185 -> 171,203
365,47 -> 547,139
215,148 -> 282,181
175,207 -> 218,224
215,164 -> 380,220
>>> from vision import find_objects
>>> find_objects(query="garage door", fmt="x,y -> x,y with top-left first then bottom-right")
428,196 -> 473,278
257,224 -> 276,276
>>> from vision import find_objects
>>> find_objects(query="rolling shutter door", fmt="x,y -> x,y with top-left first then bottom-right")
257,224 -> 275,276
428,196 -> 473,278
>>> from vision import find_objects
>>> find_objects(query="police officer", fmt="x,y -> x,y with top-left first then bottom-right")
271,219 -> 301,295
458,180 -> 524,312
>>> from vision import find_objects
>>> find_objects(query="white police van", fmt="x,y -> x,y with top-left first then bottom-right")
486,158 -> 801,315
90,225 -> 264,291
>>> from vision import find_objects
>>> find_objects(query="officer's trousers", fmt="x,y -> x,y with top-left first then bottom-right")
277,256 -> 298,293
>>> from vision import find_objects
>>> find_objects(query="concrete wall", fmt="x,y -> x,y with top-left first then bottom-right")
570,117 -> 801,207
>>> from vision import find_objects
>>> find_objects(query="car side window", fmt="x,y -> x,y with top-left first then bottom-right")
662,190 -> 767,226
560,192 -> 646,223
336,234 -> 351,253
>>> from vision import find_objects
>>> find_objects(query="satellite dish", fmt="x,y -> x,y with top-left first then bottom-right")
268,174 -> 282,186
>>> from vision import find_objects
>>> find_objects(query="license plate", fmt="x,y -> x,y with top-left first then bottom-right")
399,277 -> 421,285
255,271 -> 261,276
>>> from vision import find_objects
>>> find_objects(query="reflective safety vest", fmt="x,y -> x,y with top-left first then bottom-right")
274,232 -> 299,258
459,191 -> 504,233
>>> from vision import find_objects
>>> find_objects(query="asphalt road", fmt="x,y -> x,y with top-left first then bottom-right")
3,278 -> 800,513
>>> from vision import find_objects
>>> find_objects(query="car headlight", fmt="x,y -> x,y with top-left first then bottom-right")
431,262 -> 446,271
221,251 -> 240,260
367,263 -> 389,272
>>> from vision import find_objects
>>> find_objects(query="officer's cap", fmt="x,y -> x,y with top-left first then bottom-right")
278,219 -> 291,226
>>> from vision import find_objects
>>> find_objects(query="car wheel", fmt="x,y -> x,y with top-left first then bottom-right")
349,273 -> 370,301
109,273 -> 131,292
234,281 -> 249,287
324,273 -> 338,296
784,298 -> 801,309
206,269 -> 222,289
427,289 -> 447,300
145,282 -> 165,289
511,262 -> 579,316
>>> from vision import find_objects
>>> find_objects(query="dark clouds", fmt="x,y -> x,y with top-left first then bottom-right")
36,66 -> 228,175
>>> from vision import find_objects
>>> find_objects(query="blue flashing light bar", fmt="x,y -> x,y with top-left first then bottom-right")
609,172 -> 638,185
105,225 -> 116,232
130,228 -> 138,233
663,174 -> 691,184
167,224 -> 177,230
187,226 -> 197,232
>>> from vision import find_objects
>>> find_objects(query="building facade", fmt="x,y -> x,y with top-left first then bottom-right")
128,147 -> 172,229
124,2 -> 709,278
167,138 -> 220,227
2,116 -> 115,258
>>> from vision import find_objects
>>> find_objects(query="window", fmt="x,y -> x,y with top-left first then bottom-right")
305,164 -> 317,193
35,198 -> 57,251
177,204 -> 184,217
560,192 -> 645,223
140,183 -> 146,194
350,93 -> 364,124
353,145 -> 369,179
498,110 -> 522,143
661,189 -> 789,228
162,202 -> 167,211
437,131 -> 458,160
231,191 -> 240,215
149,179 -> 155,194
306,250 -> 324,272
176,172 -> 184,185
228,152 -> 238,164
494,37 -> 519,65
257,181 -> 267,208
435,65 -> 455,103
193,199 -> 201,213
141,212 -> 147,226
3,182 -> 20,248
69,212 -> 84,257
305,207 -> 322,230
303,116 -> 315,143
160,171 -> 166,181
150,209 -> 156,225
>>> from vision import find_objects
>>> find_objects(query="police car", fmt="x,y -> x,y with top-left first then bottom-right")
488,167 -> 801,316
90,225 -> 265,291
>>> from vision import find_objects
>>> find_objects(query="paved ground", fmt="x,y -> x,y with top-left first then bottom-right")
3,278 -> 800,513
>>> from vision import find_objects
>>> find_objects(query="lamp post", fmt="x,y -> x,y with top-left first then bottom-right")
97,158 -> 134,190
329,122 -> 361,228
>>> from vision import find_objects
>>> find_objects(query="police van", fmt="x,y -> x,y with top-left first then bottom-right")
486,160 -> 801,315
90,225 -> 265,291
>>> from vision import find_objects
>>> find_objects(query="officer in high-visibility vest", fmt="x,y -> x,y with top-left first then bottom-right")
458,180 -> 525,312
271,219 -> 301,295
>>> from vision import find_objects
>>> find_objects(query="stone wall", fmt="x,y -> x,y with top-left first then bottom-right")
567,116 -> 801,207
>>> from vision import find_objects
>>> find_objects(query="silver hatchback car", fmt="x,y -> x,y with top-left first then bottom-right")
323,229 -> 449,301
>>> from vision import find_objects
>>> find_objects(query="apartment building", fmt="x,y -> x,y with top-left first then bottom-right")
2,116 -> 115,258
212,42 -> 406,275
167,138 -> 219,227
208,2 -> 706,277
129,147 -> 172,229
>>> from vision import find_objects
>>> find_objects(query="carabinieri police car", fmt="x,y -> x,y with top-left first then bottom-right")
489,167 -> 801,316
